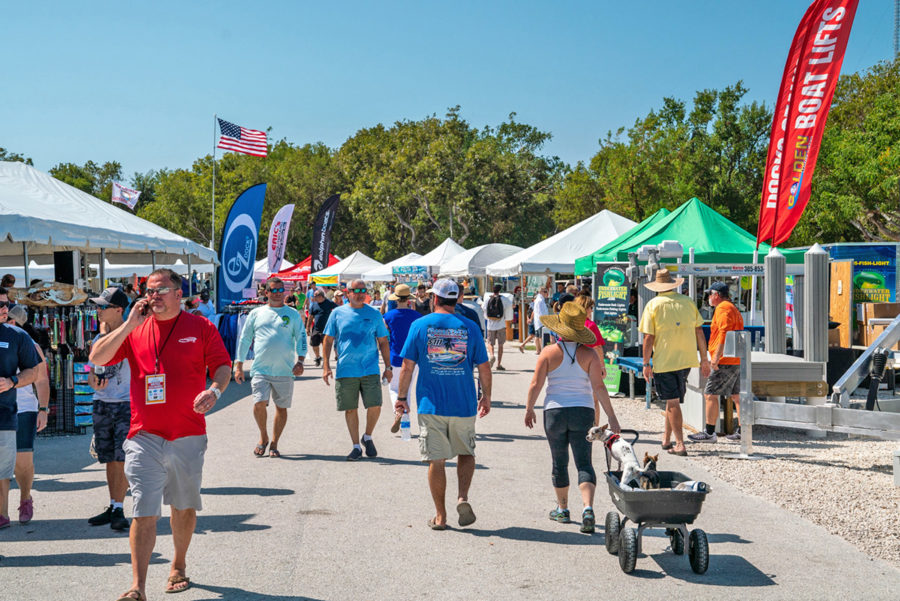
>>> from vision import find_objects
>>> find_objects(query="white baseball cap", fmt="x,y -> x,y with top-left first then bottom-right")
427,279 -> 459,299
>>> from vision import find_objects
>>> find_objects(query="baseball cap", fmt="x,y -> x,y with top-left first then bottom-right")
427,279 -> 459,299
90,287 -> 130,310
7,304 -> 28,326
706,281 -> 729,296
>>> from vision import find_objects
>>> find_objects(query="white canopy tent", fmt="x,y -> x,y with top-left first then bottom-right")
253,257 -> 292,282
438,243 -> 523,278
5,259 -> 215,283
362,252 -> 423,281
485,210 -> 636,276
309,250 -> 384,281
0,162 -> 217,267
392,238 -> 465,272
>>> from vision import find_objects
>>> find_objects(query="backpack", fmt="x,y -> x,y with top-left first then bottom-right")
486,294 -> 504,320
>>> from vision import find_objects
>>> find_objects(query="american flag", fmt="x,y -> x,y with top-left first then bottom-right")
217,118 -> 268,157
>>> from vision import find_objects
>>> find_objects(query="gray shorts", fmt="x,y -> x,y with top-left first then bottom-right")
0,430 -> 15,479
252,374 -> 294,409
123,431 -> 207,517
704,364 -> 741,396
486,328 -> 506,345
418,414 -> 476,462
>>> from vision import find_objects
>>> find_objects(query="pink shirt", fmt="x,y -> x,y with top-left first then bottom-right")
584,318 -> 605,349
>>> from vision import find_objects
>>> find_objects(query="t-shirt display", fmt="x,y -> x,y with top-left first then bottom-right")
323,304 -> 389,379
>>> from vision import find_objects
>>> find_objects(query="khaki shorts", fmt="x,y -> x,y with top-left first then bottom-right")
123,431 -> 207,517
486,328 -> 506,345
252,374 -> 294,409
418,414 -> 476,462
335,375 -> 383,412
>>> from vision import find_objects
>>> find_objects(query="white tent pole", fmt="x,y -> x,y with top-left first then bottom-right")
22,242 -> 29,285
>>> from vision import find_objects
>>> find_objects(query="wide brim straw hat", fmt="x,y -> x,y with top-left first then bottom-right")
644,268 -> 684,292
540,302 -> 597,345
388,283 -> 411,301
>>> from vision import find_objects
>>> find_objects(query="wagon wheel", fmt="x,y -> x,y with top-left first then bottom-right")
668,527 -> 684,555
605,512 -> 620,555
689,529 -> 709,574
618,527 -> 638,573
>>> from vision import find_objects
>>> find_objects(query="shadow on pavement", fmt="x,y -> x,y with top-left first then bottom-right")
461,525 -> 602,545
202,486 -> 295,497
651,553 -> 776,586
3,514 -> 268,541
477,432 -> 544,443
640,529 -> 752,545
30,478 -> 106,493
0,551 -> 165,568
157,514 -> 270,536
488,401 -> 524,410
206,380 -> 250,415
191,583 -> 325,600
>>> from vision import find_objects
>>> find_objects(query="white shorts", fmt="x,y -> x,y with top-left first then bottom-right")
124,432 -> 207,517
388,366 -> 418,411
0,431 -> 15,479
252,374 -> 294,409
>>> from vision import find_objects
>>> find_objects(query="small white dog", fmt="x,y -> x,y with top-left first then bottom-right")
587,424 -> 642,488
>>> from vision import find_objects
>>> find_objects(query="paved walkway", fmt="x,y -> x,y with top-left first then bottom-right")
3,348 -> 899,600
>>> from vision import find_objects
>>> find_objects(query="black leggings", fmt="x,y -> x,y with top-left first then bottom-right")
543,407 -> 596,488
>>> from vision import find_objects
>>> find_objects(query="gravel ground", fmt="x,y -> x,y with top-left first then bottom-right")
610,394 -> 900,568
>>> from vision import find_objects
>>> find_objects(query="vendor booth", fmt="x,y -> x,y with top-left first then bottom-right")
309,250 -> 383,283
271,254 -> 340,283
362,252 -> 423,281
389,238 -> 465,280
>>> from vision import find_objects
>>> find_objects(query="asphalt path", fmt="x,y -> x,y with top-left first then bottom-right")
3,347 -> 899,600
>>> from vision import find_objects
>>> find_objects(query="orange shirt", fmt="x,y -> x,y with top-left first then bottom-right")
709,300 -> 743,365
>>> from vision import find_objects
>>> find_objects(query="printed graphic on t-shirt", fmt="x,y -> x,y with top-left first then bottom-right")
426,326 -> 468,372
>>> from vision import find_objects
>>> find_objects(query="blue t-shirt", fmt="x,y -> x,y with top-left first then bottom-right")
323,304 -> 389,378
383,308 -> 422,368
386,299 -> 398,312
401,312 -> 488,417
0,324 -> 42,431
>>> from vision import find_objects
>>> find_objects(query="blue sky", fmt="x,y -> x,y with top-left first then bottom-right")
2,1 -> 895,177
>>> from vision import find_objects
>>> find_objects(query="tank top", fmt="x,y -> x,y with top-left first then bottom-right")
544,341 -> 593,410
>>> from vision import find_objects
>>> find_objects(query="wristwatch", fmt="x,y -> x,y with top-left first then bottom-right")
10,375 -> 18,386
38,406 -> 49,413
398,396 -> 407,401
209,387 -> 222,400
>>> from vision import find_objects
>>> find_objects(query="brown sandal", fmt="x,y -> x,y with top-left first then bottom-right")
164,575 -> 191,594
116,590 -> 146,601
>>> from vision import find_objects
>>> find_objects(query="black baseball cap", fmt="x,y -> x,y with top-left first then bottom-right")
90,287 -> 130,310
706,281 -> 729,296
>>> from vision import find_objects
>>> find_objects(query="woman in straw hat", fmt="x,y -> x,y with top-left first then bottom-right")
524,302 -> 621,534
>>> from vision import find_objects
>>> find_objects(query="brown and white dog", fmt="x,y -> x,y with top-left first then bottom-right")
639,452 -> 661,490
587,424 -> 642,488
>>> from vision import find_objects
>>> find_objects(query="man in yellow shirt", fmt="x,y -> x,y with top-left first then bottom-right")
639,270 -> 710,456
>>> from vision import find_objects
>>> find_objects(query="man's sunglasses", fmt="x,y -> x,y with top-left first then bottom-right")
268,287 -> 285,293
0,301 -> 10,309
349,288 -> 367,294
146,287 -> 172,296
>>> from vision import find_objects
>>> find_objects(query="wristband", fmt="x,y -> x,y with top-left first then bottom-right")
38,406 -> 49,413
398,396 -> 407,401
209,387 -> 222,400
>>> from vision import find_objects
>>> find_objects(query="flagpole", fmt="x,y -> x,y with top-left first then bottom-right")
211,114 -> 217,250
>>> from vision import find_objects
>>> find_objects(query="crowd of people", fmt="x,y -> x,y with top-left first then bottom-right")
0,266 -> 738,601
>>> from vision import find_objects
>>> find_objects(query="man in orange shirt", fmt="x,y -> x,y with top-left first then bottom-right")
689,281 -> 744,443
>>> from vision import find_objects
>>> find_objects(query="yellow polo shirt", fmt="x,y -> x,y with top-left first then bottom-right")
639,291 -> 704,373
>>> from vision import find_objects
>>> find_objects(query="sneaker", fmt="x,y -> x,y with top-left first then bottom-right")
88,505 -> 114,526
496,365 -> 506,371
347,447 -> 363,461
726,428 -> 741,441
18,498 -> 33,524
0,516 -> 10,529
110,507 -> 130,531
315,357 -> 322,367
580,508 -> 595,533
549,508 -> 570,523
362,438 -> 377,457
390,412 -> 403,434
687,431 -> 717,443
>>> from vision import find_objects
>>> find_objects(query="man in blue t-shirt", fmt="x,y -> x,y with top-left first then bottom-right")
322,279 -> 391,461
397,279 -> 491,531
382,283 -> 422,433
0,302 -> 42,529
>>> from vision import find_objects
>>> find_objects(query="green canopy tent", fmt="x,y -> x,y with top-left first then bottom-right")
577,197 -> 804,270
574,208 -> 671,275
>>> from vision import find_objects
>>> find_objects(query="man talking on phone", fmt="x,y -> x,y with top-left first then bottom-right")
90,269 -> 231,599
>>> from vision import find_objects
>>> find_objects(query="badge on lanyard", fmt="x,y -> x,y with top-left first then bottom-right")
146,374 -> 166,404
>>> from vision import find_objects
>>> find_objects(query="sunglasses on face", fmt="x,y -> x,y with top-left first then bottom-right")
268,287 -> 285,293
349,288 -> 367,294
0,301 -> 9,309
146,287 -> 172,296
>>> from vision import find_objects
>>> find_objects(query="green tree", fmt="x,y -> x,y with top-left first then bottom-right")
49,160 -> 123,201
0,147 -> 33,165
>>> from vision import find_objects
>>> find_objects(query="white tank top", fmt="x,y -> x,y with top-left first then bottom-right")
16,383 -> 38,413
544,341 -> 593,410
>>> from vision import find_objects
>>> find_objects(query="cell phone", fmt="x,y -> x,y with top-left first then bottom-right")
140,303 -> 149,316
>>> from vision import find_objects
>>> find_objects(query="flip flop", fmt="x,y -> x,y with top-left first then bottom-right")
253,443 -> 268,457
116,590 -> 146,601
269,448 -> 281,458
661,442 -> 675,450
428,518 -> 447,531
667,447 -> 688,457
456,501 -> 476,527
164,575 -> 190,594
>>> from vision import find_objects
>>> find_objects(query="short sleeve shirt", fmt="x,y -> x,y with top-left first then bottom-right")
88,334 -> 131,404
323,304 -> 389,378
0,324 -> 42,431
401,312 -> 489,417
309,299 -> 337,332
639,292 -> 704,373
383,308 -> 423,368
106,311 -> 232,440
709,300 -> 744,365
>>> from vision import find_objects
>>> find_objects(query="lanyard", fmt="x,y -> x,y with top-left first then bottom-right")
152,312 -> 182,372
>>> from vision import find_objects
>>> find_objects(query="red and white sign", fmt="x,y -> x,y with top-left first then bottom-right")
757,0 -> 858,247
267,204 -> 294,274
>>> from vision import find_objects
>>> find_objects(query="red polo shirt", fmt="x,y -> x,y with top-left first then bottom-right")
107,310 -> 231,440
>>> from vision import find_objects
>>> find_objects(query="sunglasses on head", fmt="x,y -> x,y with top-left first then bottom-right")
349,288 -> 367,294
268,287 -> 285,293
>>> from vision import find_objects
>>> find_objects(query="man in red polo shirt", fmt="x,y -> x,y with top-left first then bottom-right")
91,269 -> 231,600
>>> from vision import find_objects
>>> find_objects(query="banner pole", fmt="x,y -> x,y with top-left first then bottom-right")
211,114 -> 217,250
